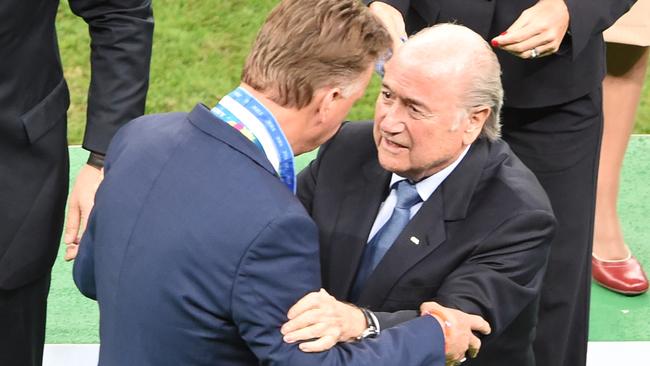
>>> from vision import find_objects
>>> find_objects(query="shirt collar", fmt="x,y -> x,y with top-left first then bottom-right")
389,144 -> 471,201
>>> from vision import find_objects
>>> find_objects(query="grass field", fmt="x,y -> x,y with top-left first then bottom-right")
49,0 -> 650,345
56,0 -> 650,144
47,139 -> 650,343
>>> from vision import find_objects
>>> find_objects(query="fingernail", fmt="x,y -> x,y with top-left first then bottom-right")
284,336 -> 294,343
491,40 -> 499,47
500,31 -> 507,36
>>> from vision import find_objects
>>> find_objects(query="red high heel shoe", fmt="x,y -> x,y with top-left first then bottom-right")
592,250 -> 649,295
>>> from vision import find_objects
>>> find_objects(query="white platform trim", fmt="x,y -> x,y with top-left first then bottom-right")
43,344 -> 98,366
44,342 -> 650,366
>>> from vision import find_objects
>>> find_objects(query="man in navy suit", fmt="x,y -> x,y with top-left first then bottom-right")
73,1 -> 489,365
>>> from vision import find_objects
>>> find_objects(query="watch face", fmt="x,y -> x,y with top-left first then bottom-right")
363,328 -> 379,338
357,307 -> 380,340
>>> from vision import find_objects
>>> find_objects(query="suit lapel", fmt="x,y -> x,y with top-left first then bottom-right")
441,139 -> 488,221
327,159 -> 390,300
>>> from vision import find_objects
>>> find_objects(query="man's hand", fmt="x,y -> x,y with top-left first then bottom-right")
369,2 -> 408,51
63,163 -> 103,261
281,289 -> 367,352
420,301 -> 491,365
490,0 -> 570,59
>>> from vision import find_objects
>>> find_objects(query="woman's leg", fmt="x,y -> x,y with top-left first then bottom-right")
593,43 -> 649,260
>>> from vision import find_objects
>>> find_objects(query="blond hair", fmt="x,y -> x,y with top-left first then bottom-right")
242,0 -> 391,108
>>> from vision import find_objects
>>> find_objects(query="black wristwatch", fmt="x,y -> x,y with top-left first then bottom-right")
87,151 -> 106,169
356,307 -> 380,340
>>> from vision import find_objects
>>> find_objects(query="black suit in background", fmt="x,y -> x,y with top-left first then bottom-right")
298,122 -> 556,366
369,1 -> 635,365
0,1 -> 153,364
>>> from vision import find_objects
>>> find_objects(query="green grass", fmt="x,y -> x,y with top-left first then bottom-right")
59,1 -> 648,142
47,139 -> 650,343
640,70 -> 650,132
56,0 -> 382,144
49,0 -> 650,345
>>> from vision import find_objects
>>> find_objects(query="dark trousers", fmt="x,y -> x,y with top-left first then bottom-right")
502,87 -> 603,366
0,274 -> 51,366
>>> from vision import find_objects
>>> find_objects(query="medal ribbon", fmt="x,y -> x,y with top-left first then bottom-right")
211,87 -> 296,193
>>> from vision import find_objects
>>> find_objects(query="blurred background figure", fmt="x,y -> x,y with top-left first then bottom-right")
592,0 -> 650,295
0,1 -> 152,365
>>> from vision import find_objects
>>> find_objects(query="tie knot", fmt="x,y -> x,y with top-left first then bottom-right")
394,180 -> 421,209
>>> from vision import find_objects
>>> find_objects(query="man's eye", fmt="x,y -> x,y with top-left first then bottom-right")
408,105 -> 430,120
381,91 -> 392,99
409,105 -> 424,117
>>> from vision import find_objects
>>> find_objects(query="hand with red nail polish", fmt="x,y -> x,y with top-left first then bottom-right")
490,0 -> 569,59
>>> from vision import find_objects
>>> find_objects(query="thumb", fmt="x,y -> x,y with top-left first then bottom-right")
64,199 -> 81,244
469,314 -> 491,335
64,244 -> 79,261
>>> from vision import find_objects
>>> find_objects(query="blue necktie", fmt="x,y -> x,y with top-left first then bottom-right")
350,180 -> 422,302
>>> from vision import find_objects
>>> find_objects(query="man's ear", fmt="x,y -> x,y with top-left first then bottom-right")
462,106 -> 490,145
316,87 -> 342,124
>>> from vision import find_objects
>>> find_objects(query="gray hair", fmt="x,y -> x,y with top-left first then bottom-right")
461,38 -> 503,141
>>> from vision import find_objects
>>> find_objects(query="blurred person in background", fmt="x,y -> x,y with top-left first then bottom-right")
0,1 -> 153,365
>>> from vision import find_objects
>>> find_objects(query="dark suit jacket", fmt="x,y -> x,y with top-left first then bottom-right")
370,0 -> 635,108
298,122 -> 557,366
73,105 -> 445,366
0,0 -> 153,289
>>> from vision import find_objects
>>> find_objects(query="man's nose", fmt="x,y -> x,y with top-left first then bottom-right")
379,104 -> 406,134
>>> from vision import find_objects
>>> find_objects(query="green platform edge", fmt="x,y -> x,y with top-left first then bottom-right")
46,136 -> 650,343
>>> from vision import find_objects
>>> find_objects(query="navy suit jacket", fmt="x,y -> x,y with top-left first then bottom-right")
74,104 -> 445,366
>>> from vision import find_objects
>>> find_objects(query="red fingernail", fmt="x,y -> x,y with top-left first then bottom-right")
491,40 -> 499,47
500,31 -> 507,36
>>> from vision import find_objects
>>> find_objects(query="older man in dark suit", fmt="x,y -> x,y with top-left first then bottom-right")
281,24 -> 556,366
0,1 -> 152,365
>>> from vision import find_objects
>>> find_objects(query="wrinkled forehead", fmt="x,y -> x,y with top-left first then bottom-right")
384,47 -> 466,92
397,41 -> 468,76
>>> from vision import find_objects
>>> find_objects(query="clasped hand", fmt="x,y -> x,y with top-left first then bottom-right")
281,289 -> 491,364
281,289 -> 366,352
